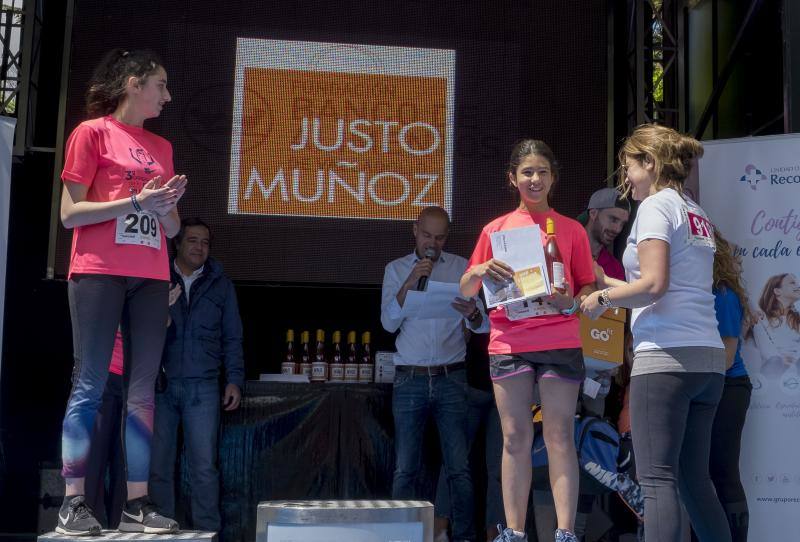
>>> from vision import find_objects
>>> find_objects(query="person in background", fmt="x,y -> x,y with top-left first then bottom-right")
58,48 -> 185,535
149,218 -> 244,533
582,124 -> 730,542
461,140 -> 596,542
705,230 -> 753,542
578,187 -> 630,281
381,206 -> 489,542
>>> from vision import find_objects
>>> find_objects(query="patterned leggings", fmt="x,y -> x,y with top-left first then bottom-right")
62,274 -> 168,482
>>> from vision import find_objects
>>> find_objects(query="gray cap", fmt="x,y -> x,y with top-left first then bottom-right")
587,187 -> 630,212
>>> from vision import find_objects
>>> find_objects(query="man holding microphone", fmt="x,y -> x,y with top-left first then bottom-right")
381,206 -> 489,542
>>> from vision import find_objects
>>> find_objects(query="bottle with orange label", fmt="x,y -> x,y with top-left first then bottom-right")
344,331 -> 359,382
329,330 -> 345,382
358,331 -> 374,383
281,329 -> 296,375
311,329 -> 329,382
299,330 -> 312,379
545,217 -> 566,293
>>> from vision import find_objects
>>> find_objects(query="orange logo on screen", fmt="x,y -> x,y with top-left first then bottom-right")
236,67 -> 448,220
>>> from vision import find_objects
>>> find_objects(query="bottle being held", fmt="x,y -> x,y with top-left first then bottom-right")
545,217 -> 566,293
281,329 -> 296,375
344,331 -> 359,382
329,330 -> 345,382
358,331 -> 374,383
311,329 -> 329,382
299,330 -> 312,379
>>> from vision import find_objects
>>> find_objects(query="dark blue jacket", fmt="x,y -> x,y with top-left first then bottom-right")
163,257 -> 244,387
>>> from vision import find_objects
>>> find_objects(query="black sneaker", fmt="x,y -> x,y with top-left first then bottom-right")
56,495 -> 102,536
118,495 -> 179,534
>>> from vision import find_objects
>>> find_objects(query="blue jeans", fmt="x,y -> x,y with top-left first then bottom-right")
150,378 -> 221,532
392,367 -> 475,541
434,387 -> 505,530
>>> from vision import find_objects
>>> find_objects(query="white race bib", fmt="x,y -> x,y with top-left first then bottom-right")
683,207 -> 715,250
115,211 -> 161,249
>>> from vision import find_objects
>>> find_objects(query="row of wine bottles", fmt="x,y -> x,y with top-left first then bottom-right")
281,329 -> 374,382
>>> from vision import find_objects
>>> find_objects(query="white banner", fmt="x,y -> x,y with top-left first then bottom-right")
699,133 -> 800,540
0,116 -> 15,389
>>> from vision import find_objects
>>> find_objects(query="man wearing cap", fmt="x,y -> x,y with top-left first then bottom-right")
578,187 -> 630,281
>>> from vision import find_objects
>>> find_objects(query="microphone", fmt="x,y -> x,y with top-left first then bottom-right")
417,247 -> 436,291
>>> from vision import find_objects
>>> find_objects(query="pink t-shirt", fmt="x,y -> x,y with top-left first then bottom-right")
109,330 -> 124,376
61,116 -> 173,280
467,208 -> 595,355
597,246 -> 625,281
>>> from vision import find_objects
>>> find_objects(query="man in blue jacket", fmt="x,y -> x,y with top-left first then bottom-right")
149,218 -> 244,532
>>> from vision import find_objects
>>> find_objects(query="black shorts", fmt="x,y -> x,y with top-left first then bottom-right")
489,348 -> 585,383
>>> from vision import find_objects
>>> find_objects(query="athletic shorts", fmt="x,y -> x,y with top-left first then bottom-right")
489,348 -> 585,383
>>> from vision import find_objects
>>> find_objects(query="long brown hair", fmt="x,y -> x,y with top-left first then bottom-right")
713,230 -> 753,331
617,124 -> 704,198
759,273 -> 800,333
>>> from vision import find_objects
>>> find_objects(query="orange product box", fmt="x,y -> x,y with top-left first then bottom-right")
580,308 -> 627,371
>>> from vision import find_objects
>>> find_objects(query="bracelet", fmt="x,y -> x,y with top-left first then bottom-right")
598,287 -> 614,308
560,298 -> 579,316
467,307 -> 481,322
130,193 -> 143,213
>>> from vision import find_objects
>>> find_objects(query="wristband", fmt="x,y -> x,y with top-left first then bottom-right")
598,287 -> 614,308
560,297 -> 579,316
131,193 -> 143,213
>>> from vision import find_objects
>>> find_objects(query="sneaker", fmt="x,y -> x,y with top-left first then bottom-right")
118,495 -> 179,534
56,495 -> 102,536
554,529 -> 578,542
493,525 -> 528,542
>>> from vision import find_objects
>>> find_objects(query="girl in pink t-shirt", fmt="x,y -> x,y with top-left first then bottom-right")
461,140 -> 595,542
57,49 -> 186,535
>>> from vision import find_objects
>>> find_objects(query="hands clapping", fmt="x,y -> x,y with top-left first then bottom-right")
137,175 -> 187,216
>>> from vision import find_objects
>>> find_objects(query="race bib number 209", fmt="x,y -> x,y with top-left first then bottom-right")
115,211 -> 161,249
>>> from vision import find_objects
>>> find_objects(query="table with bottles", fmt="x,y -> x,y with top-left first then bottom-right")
182,329 -> 413,542
280,328 -> 380,383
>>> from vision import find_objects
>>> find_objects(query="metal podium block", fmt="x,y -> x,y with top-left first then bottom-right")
256,500 -> 433,542
38,531 -> 217,542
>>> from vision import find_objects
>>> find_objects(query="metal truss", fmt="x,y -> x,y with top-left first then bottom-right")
0,0 -> 24,117
624,0 -> 686,132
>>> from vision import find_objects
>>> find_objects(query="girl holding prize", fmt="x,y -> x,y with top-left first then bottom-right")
460,139 -> 595,542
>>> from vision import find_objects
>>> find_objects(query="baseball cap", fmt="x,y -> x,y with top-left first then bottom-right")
588,187 -> 631,212
577,187 -> 631,225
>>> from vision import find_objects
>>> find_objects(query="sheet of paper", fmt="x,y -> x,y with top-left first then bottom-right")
401,281 -> 465,320
582,377 -> 601,399
483,226 -> 551,308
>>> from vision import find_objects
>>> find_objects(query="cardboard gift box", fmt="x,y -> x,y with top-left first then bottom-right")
580,307 -> 627,372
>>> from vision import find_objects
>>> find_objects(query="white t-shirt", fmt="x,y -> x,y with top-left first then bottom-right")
622,188 -> 724,354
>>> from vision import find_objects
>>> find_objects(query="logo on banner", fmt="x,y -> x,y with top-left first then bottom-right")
228,39 -> 455,220
740,164 -> 766,191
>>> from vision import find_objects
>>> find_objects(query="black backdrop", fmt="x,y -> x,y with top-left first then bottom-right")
53,0 -> 609,284
1,0 -> 609,535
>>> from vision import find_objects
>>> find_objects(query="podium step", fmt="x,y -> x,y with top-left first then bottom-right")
38,532 -> 216,542
256,500 -> 433,542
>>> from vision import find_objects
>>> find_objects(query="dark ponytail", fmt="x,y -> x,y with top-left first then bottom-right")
86,49 -> 163,118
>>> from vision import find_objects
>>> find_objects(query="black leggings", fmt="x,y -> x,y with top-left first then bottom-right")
630,371 -> 731,542
709,376 -> 752,542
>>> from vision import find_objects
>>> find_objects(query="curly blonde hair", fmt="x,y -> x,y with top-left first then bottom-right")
713,229 -> 753,333
617,124 -> 704,197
